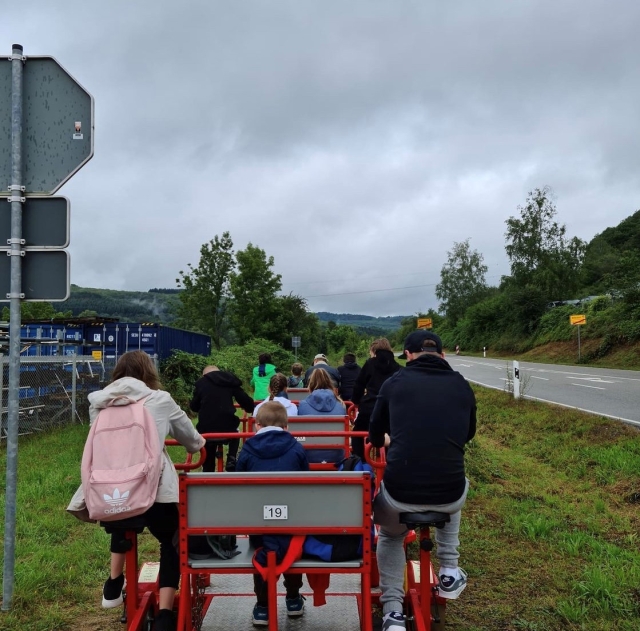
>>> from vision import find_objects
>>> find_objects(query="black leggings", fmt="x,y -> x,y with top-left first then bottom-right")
106,502 -> 180,589
203,437 -> 240,472
351,408 -> 371,460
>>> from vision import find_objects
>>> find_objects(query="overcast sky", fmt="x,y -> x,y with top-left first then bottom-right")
2,1 -> 639,317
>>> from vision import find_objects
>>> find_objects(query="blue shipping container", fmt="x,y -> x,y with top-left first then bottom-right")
83,323 -> 210,360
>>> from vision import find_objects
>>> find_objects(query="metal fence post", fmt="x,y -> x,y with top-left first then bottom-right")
71,355 -> 77,423
3,42 -> 25,613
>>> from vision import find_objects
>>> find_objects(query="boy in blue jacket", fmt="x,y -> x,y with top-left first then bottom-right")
236,401 -> 309,626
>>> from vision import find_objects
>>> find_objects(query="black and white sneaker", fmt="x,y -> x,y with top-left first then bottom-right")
438,567 -> 468,599
381,611 -> 406,630
101,573 -> 125,608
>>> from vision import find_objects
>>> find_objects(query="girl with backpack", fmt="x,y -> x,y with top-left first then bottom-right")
67,351 -> 205,631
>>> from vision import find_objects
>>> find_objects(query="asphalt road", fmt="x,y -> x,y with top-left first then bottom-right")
447,356 -> 640,427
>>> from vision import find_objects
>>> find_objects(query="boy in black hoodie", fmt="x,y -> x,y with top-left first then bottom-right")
190,365 -> 254,471
337,352 -> 361,401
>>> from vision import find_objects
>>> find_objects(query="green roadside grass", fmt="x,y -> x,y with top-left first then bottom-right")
1,387 -> 640,630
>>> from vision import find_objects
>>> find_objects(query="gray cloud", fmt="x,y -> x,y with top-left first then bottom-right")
3,0 -> 639,316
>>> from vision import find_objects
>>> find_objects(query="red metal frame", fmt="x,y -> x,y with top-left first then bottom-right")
177,472 -> 374,631
200,429 -> 372,471
113,444 -> 205,631
404,526 -> 447,630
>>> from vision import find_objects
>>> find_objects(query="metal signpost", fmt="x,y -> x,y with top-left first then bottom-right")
1,45 -> 93,611
291,335 -> 301,360
570,314 -> 586,361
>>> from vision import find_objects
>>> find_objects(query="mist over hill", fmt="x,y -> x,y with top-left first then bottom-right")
60,287 -> 408,334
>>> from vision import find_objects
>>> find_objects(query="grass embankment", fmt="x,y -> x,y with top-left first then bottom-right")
1,388 -> 640,630
465,339 -> 640,371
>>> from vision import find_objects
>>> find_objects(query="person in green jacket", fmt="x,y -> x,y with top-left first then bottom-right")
250,353 -> 277,400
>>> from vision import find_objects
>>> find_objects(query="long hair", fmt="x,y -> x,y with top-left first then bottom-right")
111,350 -> 161,390
308,369 -> 344,404
308,368 -> 333,392
268,373 -> 288,400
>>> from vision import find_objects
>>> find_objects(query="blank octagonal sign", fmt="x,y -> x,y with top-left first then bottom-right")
0,56 -> 94,194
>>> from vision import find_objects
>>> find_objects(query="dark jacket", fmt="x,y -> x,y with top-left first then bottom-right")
337,362 -> 361,401
369,354 -> 476,505
236,430 -> 309,565
304,363 -> 341,388
190,370 -> 254,434
351,349 -> 401,413
298,389 -> 346,416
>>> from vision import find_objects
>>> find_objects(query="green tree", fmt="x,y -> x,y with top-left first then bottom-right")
504,187 -> 586,299
272,294 -> 323,358
435,239 -> 488,325
176,232 -> 235,349
228,243 -> 282,344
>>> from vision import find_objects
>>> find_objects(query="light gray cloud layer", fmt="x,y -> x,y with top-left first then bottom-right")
3,1 -> 639,316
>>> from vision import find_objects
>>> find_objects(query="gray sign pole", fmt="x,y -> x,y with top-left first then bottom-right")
2,44 -> 24,611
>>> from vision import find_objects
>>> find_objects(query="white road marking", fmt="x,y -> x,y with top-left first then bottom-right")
571,383 -> 605,390
570,377 -> 615,383
530,376 -> 549,380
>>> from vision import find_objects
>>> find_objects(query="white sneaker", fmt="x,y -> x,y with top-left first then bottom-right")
439,567 -> 468,599
382,611 -> 406,630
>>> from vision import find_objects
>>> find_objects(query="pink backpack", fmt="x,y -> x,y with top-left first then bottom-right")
81,395 -> 163,522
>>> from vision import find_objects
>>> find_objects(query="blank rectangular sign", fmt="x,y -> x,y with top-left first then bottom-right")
0,250 -> 69,301
0,197 -> 69,248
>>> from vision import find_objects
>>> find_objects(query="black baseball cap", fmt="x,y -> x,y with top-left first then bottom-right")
403,330 -> 443,355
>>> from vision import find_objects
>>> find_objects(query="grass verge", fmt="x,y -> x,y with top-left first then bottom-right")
1,388 -> 640,629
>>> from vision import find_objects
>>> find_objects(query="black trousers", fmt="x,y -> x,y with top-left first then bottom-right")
202,436 -> 240,472
253,572 -> 303,607
202,436 -> 240,473
351,408 -> 372,459
105,502 -> 180,589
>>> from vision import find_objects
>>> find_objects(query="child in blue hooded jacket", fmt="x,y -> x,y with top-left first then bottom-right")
236,401 -> 309,626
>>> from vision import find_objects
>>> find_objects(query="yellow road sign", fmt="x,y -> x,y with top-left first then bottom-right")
417,318 -> 433,329
570,314 -> 586,326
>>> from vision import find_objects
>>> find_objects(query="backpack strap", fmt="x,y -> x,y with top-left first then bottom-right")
251,535 -> 305,581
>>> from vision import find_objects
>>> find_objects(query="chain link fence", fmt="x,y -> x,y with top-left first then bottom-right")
0,354 -> 158,439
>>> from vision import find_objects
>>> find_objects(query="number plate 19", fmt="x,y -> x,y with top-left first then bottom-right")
263,505 -> 288,520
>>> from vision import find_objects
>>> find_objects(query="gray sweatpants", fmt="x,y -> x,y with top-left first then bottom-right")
373,480 -> 469,614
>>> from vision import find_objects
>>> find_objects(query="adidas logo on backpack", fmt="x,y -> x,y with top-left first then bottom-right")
81,395 -> 163,522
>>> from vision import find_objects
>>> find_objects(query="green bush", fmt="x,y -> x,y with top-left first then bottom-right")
161,338 -> 297,411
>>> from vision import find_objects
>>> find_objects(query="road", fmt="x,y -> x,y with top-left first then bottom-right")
447,356 -> 640,426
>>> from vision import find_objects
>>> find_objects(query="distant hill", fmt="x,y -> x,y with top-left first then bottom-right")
59,287 -> 409,333
61,285 -> 180,324
315,312 -> 407,334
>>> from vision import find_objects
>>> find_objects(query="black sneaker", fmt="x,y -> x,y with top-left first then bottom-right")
225,456 -> 237,472
154,608 -> 176,631
102,573 -> 125,608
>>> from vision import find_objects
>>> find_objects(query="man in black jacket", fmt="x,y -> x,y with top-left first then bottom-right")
190,365 -> 255,472
369,331 -> 476,631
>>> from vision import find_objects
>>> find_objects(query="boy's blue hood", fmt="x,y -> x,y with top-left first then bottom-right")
305,389 -> 341,413
241,430 -> 300,461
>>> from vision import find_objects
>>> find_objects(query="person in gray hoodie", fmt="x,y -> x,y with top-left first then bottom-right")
298,369 -> 346,416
